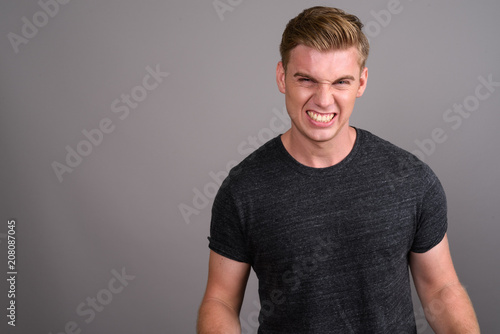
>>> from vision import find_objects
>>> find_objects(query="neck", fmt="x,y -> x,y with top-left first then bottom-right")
281,126 -> 356,168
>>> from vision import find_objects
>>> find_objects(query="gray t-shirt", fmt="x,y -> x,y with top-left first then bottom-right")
209,127 -> 447,333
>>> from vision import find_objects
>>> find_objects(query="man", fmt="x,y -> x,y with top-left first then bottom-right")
198,6 -> 479,333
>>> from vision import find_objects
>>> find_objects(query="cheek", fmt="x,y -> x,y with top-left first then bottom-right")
337,91 -> 357,106
287,87 -> 311,106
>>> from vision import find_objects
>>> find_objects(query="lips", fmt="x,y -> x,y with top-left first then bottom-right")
306,110 -> 336,123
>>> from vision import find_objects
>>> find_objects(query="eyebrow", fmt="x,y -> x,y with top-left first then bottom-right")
293,72 -> 355,82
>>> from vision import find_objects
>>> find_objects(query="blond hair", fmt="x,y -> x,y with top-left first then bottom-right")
279,6 -> 369,71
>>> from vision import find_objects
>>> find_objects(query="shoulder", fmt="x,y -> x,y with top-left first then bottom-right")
219,135 -> 285,194
356,128 -> 440,189
357,128 -> 415,161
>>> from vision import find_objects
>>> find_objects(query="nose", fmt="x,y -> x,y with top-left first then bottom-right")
313,83 -> 334,109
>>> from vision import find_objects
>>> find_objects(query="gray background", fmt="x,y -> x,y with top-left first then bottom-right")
1,0 -> 498,333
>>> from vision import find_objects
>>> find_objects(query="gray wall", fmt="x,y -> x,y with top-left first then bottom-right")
1,0 -> 498,333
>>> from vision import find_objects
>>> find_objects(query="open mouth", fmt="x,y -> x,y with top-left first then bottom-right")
306,110 -> 336,123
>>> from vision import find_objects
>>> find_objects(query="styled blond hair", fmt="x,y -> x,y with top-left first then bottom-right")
279,6 -> 370,71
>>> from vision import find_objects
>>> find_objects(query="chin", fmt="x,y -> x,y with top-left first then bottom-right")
305,130 -> 339,143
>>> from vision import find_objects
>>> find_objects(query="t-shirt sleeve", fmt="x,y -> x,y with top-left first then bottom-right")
208,178 -> 252,264
410,169 -> 448,253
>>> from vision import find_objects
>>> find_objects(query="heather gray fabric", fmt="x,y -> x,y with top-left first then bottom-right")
209,127 -> 447,333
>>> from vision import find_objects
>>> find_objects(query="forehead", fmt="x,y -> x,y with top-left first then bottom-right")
287,44 -> 361,78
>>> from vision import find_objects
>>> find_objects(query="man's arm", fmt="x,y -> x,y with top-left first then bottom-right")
409,233 -> 480,333
197,250 -> 251,334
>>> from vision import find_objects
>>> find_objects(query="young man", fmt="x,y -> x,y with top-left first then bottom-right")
198,6 -> 479,333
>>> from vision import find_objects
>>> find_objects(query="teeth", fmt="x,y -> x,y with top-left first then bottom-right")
307,111 -> 334,123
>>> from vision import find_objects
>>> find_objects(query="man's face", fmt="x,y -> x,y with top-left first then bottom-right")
276,45 -> 368,145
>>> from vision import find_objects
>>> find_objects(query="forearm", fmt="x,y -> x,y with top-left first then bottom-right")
197,298 -> 242,334
422,283 -> 479,333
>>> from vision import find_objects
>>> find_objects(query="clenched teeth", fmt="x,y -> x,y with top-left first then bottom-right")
307,111 -> 335,123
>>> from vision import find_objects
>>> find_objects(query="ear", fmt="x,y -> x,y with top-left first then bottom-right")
276,61 -> 286,94
356,66 -> 368,98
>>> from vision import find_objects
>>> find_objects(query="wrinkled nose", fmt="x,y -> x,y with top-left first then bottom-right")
313,84 -> 334,109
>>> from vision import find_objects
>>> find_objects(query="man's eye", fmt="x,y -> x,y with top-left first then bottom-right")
298,78 -> 315,87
